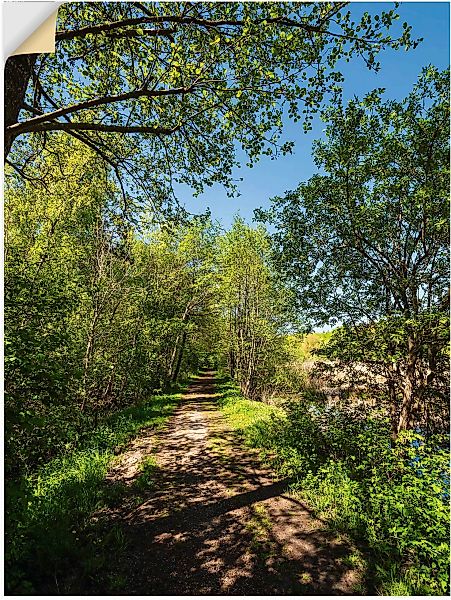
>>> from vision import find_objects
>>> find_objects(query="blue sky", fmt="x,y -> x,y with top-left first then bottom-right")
176,2 -> 450,227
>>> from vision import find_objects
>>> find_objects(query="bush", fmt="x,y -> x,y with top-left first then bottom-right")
217,379 -> 450,595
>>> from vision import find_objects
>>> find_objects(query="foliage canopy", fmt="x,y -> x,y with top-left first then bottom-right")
6,1 -> 418,212
257,67 -> 450,435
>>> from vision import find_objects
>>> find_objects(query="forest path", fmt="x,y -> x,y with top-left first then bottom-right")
100,371 -> 361,594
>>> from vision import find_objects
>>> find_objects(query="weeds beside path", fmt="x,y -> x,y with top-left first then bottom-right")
76,370 -> 363,594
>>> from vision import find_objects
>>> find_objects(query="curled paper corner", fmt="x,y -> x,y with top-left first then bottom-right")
3,2 -> 61,60
12,9 -> 58,56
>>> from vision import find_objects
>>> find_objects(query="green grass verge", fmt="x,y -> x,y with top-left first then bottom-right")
6,387 -> 184,594
216,379 -> 284,430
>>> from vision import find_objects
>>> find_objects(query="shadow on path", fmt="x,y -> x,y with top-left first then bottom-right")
91,372 -> 361,595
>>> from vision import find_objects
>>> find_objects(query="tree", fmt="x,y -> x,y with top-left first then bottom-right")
257,67 -> 450,435
4,139 -> 112,474
218,217 -> 295,398
159,218 -> 219,382
6,2 -> 417,210
4,138 -> 221,476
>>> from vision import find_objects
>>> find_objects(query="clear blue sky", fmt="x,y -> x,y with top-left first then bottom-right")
176,2 -> 450,227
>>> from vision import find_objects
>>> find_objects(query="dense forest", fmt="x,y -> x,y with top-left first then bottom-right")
4,2 -> 450,596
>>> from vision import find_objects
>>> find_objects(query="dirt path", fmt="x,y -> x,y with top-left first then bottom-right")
99,372 -> 362,594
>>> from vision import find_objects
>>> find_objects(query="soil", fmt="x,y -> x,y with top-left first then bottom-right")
90,371 -> 362,595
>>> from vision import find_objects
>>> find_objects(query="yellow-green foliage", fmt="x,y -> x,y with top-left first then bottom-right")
217,379 -> 284,431
284,331 -> 333,362
270,332 -> 333,393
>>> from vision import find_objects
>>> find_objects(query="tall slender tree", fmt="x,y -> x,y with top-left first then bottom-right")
218,218 -> 295,398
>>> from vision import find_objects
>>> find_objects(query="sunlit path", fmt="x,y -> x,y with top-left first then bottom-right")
99,372 -> 361,595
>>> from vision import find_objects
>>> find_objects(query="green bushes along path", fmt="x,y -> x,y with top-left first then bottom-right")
216,378 -> 450,595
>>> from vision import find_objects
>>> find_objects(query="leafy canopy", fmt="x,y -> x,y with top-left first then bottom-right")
7,1 -> 418,212
257,66 -> 449,328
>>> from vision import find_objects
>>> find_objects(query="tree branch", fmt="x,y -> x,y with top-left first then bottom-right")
7,120 -> 180,136
9,85 -> 196,134
53,14 -> 346,42
5,158 -> 49,187
56,19 -> 176,41
65,129 -> 128,206
55,14 -> 402,47
103,28 -> 175,42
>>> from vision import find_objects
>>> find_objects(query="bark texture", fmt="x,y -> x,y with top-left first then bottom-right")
4,54 -> 37,157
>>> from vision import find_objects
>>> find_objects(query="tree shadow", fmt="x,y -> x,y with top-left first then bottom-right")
76,372 -> 363,595
33,372 -> 366,595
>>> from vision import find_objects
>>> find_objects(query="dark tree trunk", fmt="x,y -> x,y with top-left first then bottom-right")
386,360 -> 400,441
4,54 -> 37,157
228,349 -> 236,379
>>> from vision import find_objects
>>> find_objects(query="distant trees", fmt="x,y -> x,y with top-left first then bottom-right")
257,67 -> 450,436
159,218 -> 220,382
217,218 -> 295,398
6,2 -> 417,210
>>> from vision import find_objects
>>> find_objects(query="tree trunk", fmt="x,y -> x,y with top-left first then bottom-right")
168,305 -> 190,380
168,335 -> 180,380
81,307 -> 99,411
172,331 -> 187,383
396,336 -> 417,434
228,349 -> 236,379
5,54 -> 37,157
386,362 -> 399,440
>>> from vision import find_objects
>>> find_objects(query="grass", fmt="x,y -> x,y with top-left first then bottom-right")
134,455 -> 159,491
245,501 -> 280,565
342,549 -> 367,569
216,378 -> 284,432
298,571 -> 313,585
245,502 -> 272,547
207,434 -> 231,462
5,387 -> 184,594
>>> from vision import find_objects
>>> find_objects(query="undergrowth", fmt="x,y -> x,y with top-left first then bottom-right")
216,378 -> 450,596
5,388 -> 183,594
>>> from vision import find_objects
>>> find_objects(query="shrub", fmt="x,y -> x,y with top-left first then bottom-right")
217,379 -> 450,595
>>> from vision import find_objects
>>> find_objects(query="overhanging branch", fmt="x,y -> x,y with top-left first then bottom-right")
10,85 -> 196,133
56,19 -> 176,41
7,121 -> 180,136
55,13 -> 401,46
